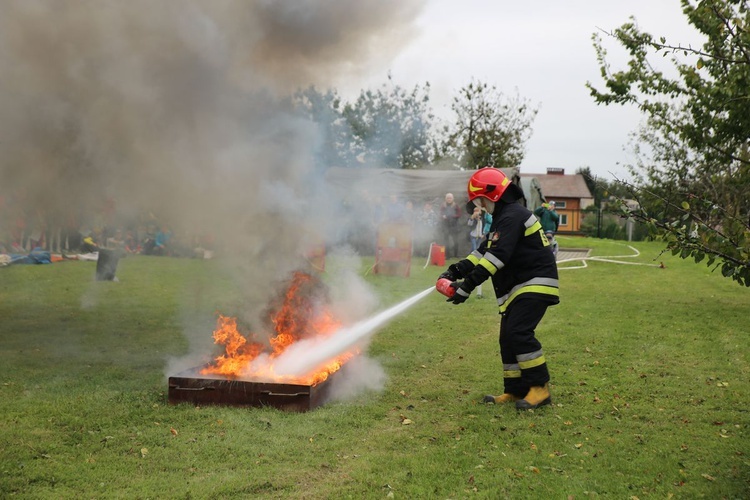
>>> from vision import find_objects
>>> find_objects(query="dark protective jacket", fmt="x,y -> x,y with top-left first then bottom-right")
451,200 -> 559,312
533,206 -> 560,233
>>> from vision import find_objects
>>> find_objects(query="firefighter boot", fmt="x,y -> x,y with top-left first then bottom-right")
515,384 -> 552,410
482,393 -> 520,404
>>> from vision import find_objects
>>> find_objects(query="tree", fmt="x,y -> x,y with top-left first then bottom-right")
576,166 -> 635,207
576,166 -> 649,240
293,80 -> 434,169
587,0 -> 750,286
342,79 -> 434,169
292,86 -> 351,169
439,80 -> 538,170
577,167 -> 603,206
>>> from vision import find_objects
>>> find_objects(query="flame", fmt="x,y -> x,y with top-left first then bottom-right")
200,271 -> 353,385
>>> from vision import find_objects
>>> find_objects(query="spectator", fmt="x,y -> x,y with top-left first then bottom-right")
106,228 -> 126,251
62,211 -> 81,253
27,208 -> 46,250
439,193 -> 462,259
141,222 -> 158,255
545,230 -> 559,258
124,230 -> 140,254
370,195 -> 385,227
468,206 -> 493,299
11,205 -> 27,252
403,200 -> 416,226
415,201 -> 439,257
418,201 -> 438,227
534,201 -> 560,234
80,230 -> 99,253
384,194 -> 405,222
467,206 -> 492,252
153,226 -> 171,256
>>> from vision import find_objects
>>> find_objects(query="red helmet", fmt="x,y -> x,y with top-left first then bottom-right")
467,167 -> 510,203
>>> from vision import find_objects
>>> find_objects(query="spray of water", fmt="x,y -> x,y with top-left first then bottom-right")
273,286 -> 435,377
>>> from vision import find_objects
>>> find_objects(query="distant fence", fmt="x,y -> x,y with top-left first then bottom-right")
557,208 -> 649,241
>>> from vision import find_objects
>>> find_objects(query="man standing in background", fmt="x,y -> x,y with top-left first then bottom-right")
534,201 -> 559,235
440,193 -> 461,259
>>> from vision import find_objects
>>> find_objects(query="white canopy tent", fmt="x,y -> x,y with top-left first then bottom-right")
323,166 -> 525,207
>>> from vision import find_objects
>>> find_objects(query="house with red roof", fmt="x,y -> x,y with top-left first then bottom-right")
521,168 -> 594,234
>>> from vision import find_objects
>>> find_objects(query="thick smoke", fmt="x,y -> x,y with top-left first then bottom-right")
0,1 -> 424,332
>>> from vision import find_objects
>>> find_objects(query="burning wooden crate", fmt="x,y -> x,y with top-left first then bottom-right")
168,366 -> 338,412
172,271 -> 353,412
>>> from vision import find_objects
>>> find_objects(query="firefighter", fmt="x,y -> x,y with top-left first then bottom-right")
438,167 -> 559,409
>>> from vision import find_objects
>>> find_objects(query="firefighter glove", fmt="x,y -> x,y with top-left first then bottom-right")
446,281 -> 472,305
438,270 -> 455,281
438,264 -> 462,282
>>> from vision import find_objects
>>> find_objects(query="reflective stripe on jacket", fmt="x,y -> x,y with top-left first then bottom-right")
454,201 -> 559,310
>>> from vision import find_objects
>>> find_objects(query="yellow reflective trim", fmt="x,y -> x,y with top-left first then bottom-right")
503,370 -> 522,378
498,285 -> 560,313
541,231 -> 550,247
518,356 -> 546,370
467,254 -> 480,265
525,221 -> 542,237
478,257 -> 498,275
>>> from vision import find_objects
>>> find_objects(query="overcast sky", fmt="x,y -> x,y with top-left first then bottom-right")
340,1 -> 704,181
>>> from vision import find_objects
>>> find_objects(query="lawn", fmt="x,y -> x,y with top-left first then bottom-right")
1,237 -> 748,498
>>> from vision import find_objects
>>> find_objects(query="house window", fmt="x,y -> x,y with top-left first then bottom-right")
553,200 -> 567,209
559,214 -> 568,226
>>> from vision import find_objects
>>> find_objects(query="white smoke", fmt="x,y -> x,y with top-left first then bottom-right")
327,355 -> 388,402
0,1 -> 430,392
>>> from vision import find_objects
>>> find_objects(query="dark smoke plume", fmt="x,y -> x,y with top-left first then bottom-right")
0,0 -> 425,331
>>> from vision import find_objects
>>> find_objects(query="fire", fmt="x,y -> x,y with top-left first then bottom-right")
200,271 -> 353,385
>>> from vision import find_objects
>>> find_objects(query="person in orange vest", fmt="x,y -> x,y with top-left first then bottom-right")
438,167 -> 560,410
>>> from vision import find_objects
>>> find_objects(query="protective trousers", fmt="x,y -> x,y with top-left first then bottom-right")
499,297 -> 551,397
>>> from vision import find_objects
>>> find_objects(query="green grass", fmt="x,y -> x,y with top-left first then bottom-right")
1,239 -> 748,498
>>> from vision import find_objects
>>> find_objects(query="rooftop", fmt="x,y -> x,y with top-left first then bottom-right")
520,170 -> 593,200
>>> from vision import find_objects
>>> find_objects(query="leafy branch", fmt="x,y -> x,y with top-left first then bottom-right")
611,180 -> 750,286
